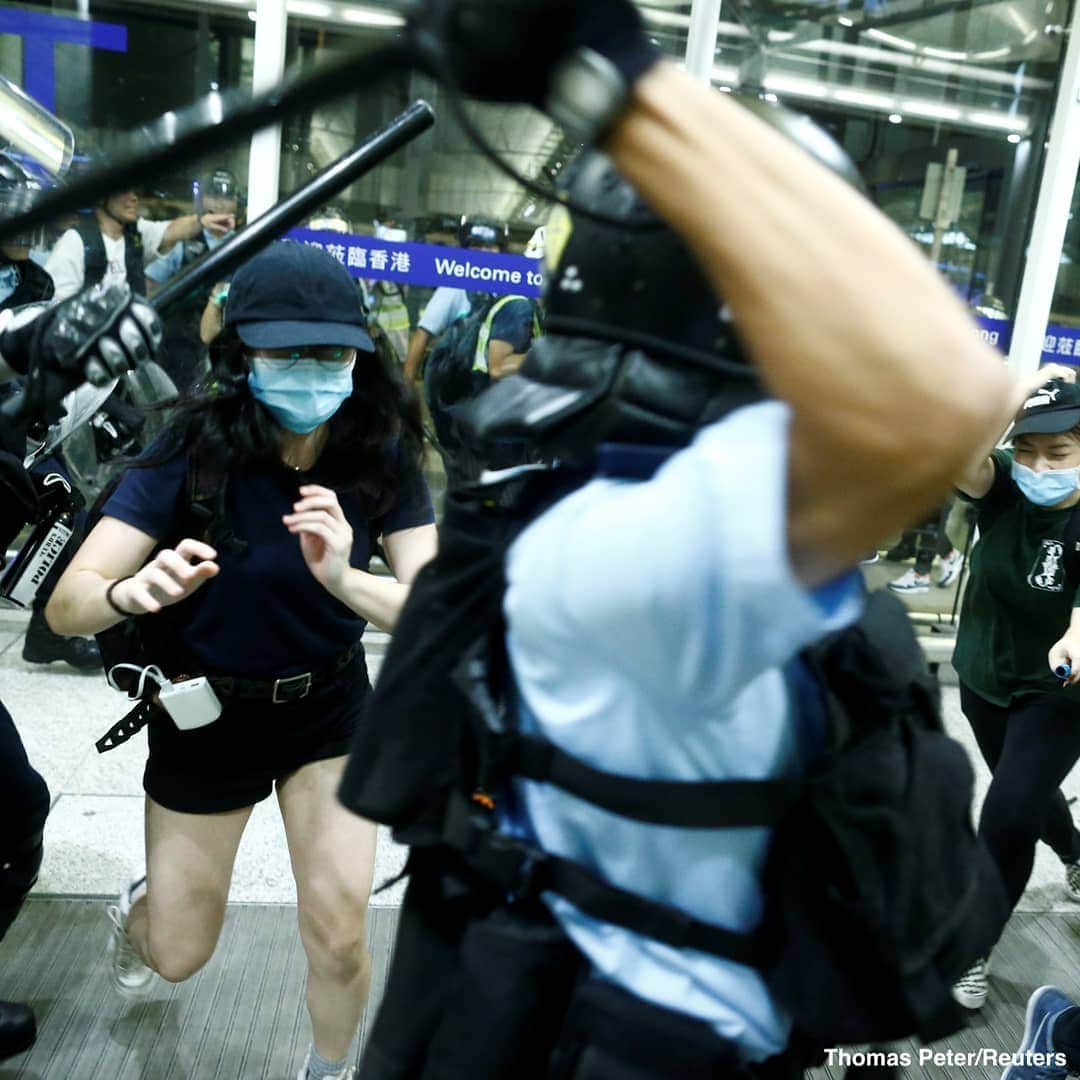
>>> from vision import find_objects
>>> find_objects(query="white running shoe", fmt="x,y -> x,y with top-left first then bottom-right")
936,549 -> 965,588
888,569 -> 931,594
297,1050 -> 355,1080
1065,860 -> 1080,902
952,957 -> 990,1010
106,876 -> 154,994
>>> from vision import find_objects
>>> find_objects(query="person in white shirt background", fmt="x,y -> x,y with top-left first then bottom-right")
45,185 -> 234,303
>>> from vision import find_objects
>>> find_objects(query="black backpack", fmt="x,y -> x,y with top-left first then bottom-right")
340,469 -> 1011,1053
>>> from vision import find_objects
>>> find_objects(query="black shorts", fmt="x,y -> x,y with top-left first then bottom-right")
144,658 -> 371,814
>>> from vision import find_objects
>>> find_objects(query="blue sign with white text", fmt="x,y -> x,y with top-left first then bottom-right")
286,228 -> 545,298
974,314 -> 1080,366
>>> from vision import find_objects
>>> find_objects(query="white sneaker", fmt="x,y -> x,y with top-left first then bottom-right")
952,957 -> 990,1010
297,1050 -> 355,1080
888,569 -> 931,594
106,876 -> 154,994
1065,861 -> 1080,901
936,549 -> 965,588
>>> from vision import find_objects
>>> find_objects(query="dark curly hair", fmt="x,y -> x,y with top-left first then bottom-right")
139,328 -> 425,518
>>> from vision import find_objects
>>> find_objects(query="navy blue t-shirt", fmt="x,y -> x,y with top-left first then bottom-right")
104,442 -> 434,677
489,297 -> 538,354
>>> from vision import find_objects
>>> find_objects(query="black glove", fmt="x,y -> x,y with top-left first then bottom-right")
1,284 -> 162,426
410,0 -> 659,140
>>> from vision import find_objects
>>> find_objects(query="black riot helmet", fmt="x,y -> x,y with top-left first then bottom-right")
458,214 -> 508,251
195,167 -> 243,216
466,99 -> 866,462
0,153 -> 45,251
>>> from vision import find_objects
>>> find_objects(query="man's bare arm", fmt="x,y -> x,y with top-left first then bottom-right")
607,64 -> 1016,585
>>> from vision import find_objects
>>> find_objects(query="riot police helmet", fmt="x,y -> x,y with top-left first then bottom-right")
0,153 -> 45,253
466,99 -> 865,462
458,214 -> 508,251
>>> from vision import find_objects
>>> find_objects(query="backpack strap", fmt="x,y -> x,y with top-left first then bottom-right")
76,219 -> 106,288
186,447 -> 247,555
75,219 -> 146,291
489,731 -> 801,828
473,295 -> 527,374
442,790 -> 769,967
123,222 -> 145,292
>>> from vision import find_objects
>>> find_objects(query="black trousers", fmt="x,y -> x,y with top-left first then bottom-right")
0,700 -> 49,941
959,682 -> 1080,909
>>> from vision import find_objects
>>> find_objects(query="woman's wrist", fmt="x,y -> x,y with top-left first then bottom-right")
105,576 -> 139,617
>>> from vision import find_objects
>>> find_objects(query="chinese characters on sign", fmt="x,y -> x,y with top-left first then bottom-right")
287,228 -> 545,298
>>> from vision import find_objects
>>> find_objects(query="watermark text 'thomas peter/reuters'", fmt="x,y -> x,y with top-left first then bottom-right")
825,1046 -> 1068,1070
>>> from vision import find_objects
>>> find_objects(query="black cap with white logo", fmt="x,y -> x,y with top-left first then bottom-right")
1010,377 -> 1080,438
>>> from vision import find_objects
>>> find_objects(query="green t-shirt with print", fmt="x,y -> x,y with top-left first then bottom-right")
953,449 -> 1080,705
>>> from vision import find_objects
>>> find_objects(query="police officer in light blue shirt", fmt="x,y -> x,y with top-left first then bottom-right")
346,2 -> 1026,1075
145,169 -> 240,392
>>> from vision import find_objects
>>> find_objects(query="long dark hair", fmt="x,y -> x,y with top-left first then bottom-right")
143,327 -> 425,517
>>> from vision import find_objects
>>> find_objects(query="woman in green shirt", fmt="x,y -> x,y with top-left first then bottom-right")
951,368 -> 1080,1012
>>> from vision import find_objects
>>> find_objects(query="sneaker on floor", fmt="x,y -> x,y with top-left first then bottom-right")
106,877 -> 154,994
297,1052 -> 355,1080
1001,985 -> 1074,1080
888,569 -> 931,595
1065,860 -> 1080,902
936,549 -> 965,588
952,957 -> 989,1010
859,552 -> 880,565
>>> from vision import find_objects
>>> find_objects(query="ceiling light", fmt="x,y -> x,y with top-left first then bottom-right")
288,1 -> 333,16
638,7 -> 691,29
763,75 -> 828,98
837,16 -> 854,26
900,100 -> 961,121
1008,133 -> 1022,143
762,92 -> 778,103
247,10 -> 256,20
888,113 -> 903,124
833,88 -> 897,110
340,6 -> 406,26
966,111 -> 1029,132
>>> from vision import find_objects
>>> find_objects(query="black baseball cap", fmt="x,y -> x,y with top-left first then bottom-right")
1010,377 -> 1080,438
224,241 -> 373,352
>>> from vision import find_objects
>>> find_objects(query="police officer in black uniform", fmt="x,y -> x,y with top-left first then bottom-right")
0,238 -> 163,1056
0,155 -> 106,669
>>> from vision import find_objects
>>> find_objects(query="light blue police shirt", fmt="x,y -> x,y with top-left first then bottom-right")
503,400 -> 863,1063
418,286 -> 470,336
145,229 -> 231,284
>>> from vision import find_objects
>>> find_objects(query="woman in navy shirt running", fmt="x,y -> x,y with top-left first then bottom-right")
47,243 -> 437,1080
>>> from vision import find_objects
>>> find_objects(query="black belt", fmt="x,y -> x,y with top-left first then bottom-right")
209,640 -> 365,703
95,641 -> 366,754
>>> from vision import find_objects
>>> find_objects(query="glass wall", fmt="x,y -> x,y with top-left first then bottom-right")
1,0 -> 1073,319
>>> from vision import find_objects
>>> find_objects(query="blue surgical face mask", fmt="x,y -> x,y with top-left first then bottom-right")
204,229 -> 232,251
248,357 -> 355,434
1011,459 -> 1080,507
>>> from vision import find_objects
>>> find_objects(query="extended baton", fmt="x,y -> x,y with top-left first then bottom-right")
151,100 -> 434,318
